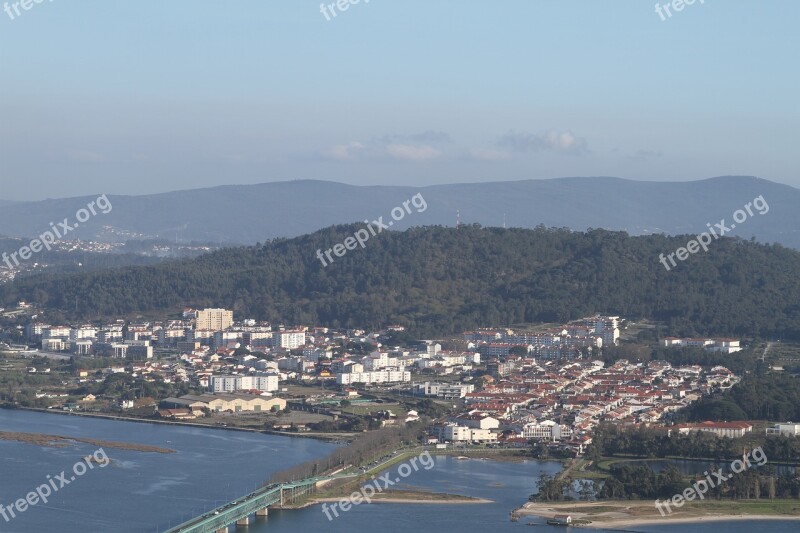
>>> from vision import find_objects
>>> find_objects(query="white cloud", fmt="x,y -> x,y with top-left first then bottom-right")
322,131 -> 449,162
497,130 -> 588,155
381,130 -> 452,144
325,141 -> 366,160
385,143 -> 440,161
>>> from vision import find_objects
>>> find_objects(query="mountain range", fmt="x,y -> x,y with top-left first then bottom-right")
0,176 -> 798,248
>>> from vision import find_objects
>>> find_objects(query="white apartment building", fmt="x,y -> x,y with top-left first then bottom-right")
522,420 -> 570,441
243,330 -> 273,347
98,327 -> 124,343
336,368 -> 411,385
209,374 -> 279,393
69,327 -> 97,341
93,342 -> 129,358
42,326 -> 71,339
413,382 -> 475,399
662,337 -> 742,353
436,424 -> 498,443
451,414 -> 500,430
766,423 -> 800,436
157,327 -> 187,345
25,322 -> 50,339
42,338 -> 68,351
363,351 -> 399,371
71,339 -> 93,355
214,330 -> 241,347
272,330 -> 306,349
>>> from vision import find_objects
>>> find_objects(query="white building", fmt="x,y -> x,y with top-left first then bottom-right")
522,420 -> 571,441
196,308 -> 233,331
766,423 -> 800,436
42,338 -> 68,351
363,351 -> 398,371
69,327 -> 97,341
43,326 -> 71,339
452,414 -> 500,430
412,382 -> 475,399
243,330 -> 273,347
272,330 -> 306,349
336,368 -> 411,385
436,424 -> 498,443
71,339 -> 94,355
210,374 -> 279,393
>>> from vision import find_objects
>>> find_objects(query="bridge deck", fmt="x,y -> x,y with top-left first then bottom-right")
162,474 -> 354,533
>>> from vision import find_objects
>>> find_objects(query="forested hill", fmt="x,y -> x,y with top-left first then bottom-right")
2,225 -> 800,338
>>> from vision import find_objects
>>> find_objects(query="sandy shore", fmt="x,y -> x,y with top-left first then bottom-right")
11,406 -> 348,442
313,496 -> 492,505
599,514 -> 800,529
516,500 -> 800,528
0,430 -> 175,453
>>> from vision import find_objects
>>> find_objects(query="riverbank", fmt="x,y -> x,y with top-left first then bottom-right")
5,406 -> 351,442
285,490 -> 492,510
314,491 -> 492,504
514,499 -> 800,528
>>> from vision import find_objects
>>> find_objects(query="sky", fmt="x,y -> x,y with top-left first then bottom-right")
0,0 -> 798,201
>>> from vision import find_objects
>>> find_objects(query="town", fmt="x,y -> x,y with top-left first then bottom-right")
0,305 -> 756,454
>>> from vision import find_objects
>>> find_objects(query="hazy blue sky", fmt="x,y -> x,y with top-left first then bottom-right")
1,0 -> 798,201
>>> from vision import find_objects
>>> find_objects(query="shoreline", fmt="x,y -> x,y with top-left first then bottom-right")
311,496 -> 493,505
3,406 -> 349,442
516,500 -> 800,529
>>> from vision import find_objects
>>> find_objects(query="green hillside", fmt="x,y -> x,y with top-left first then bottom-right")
2,225 -> 799,338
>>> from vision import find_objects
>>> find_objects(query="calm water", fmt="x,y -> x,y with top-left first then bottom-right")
0,409 -> 336,532
1,409 -> 798,533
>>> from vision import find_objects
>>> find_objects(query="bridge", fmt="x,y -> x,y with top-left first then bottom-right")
162,472 -> 356,533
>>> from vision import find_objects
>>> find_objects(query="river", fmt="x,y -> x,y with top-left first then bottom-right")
1,409 -> 798,533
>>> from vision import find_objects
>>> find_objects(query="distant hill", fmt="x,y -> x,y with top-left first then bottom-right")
0,176 -> 798,248
3,225 -> 800,338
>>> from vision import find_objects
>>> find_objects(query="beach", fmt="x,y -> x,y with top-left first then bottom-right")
515,500 -> 800,528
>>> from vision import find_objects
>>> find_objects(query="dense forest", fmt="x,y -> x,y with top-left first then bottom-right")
594,463 -> 800,501
683,372 -> 800,422
587,424 -> 800,464
2,225 -> 800,337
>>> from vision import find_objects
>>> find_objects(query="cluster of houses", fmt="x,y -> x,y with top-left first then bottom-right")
464,316 -> 620,359
16,309 -> 752,449
423,358 -> 740,452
